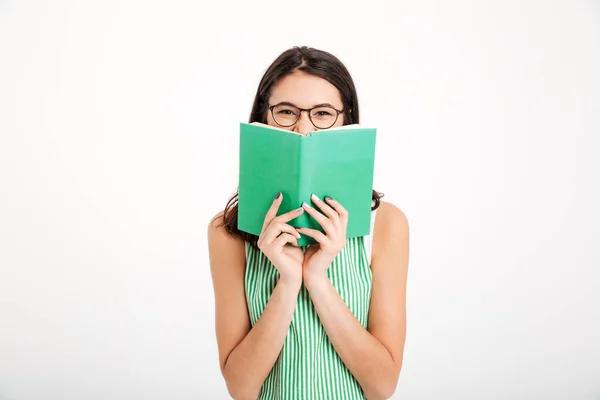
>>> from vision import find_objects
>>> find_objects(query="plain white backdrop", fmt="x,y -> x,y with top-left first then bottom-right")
1,0 -> 599,399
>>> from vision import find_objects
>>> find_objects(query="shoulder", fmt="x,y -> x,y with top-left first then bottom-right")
371,200 -> 409,263
207,210 -> 246,267
207,210 -> 242,242
374,200 -> 409,238
208,210 -> 226,235
207,210 -> 226,242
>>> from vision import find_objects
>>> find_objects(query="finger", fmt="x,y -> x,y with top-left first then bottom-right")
263,222 -> 301,245
302,202 -> 335,235
262,192 -> 283,234
296,227 -> 328,244
310,194 -> 340,224
324,196 -> 348,226
273,233 -> 299,248
272,205 -> 305,224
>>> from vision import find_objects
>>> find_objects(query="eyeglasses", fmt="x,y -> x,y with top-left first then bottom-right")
268,102 -> 344,130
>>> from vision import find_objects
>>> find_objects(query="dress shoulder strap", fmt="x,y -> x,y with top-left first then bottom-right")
363,208 -> 377,266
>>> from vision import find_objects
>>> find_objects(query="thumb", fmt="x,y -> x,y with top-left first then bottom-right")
304,243 -> 320,258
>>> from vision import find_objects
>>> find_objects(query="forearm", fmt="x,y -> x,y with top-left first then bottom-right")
305,274 -> 398,400
223,279 -> 300,400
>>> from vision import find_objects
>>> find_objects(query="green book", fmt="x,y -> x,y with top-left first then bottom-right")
238,122 -> 377,246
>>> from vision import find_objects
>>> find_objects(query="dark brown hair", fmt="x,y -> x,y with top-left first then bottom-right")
214,46 -> 383,248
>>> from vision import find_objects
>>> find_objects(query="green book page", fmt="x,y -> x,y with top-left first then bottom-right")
238,123 -> 303,237
298,127 -> 376,244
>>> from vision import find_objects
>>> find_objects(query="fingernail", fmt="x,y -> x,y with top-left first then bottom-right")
302,202 -> 312,209
324,195 -> 333,201
311,193 -> 320,201
295,207 -> 303,212
296,231 -> 301,239
275,192 -> 281,200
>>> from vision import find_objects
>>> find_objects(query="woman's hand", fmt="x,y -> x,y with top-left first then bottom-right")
257,193 -> 305,288
296,194 -> 349,282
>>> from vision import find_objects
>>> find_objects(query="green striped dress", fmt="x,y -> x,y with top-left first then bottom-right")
244,210 -> 377,400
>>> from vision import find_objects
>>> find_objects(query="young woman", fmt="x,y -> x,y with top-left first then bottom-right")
207,46 -> 409,400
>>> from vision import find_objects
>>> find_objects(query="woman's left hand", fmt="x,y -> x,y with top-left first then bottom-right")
296,194 -> 349,282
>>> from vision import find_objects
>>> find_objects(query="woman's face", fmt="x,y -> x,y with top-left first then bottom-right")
266,71 -> 345,136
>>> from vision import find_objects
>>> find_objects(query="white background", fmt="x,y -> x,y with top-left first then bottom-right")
1,0 -> 599,399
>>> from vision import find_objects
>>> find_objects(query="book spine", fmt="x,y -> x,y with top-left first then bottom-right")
296,137 -> 316,246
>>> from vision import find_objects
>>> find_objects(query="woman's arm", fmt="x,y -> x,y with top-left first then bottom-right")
207,212 -> 301,400
303,201 -> 409,400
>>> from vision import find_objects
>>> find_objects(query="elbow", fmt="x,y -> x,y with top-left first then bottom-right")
376,383 -> 398,400
224,380 -> 260,400
365,383 -> 396,400
365,382 -> 397,400
222,366 -> 261,400
227,389 -> 259,400
364,367 -> 401,400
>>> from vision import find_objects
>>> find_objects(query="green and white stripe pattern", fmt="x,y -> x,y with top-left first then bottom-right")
244,212 -> 375,399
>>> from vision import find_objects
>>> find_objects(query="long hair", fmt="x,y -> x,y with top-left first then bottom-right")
214,46 -> 383,248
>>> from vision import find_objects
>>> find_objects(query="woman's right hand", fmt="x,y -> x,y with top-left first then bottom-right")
257,193 -> 305,287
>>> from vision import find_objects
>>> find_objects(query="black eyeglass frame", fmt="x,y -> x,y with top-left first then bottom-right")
267,102 -> 345,130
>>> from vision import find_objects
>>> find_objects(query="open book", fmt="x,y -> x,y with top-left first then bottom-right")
237,122 -> 377,246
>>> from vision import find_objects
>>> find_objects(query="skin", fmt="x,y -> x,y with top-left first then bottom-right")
208,71 -> 409,400
266,71 -> 346,135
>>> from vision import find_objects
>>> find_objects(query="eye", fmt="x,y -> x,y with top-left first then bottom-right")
311,107 -> 336,118
273,105 -> 299,116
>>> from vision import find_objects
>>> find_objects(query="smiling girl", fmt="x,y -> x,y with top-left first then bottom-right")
208,46 -> 410,400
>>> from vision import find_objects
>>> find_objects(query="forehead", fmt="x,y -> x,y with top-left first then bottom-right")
269,71 -> 342,107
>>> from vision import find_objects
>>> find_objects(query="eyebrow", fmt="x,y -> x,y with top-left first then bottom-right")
275,101 -> 338,109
